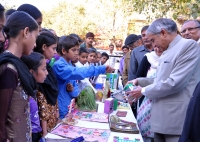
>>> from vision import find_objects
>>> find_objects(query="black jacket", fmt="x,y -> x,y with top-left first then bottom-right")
179,82 -> 200,142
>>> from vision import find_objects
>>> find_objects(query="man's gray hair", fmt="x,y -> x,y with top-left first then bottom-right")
183,20 -> 200,27
146,18 -> 178,35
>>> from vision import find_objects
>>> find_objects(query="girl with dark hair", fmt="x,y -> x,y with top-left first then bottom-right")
21,52 -> 48,142
0,11 -> 39,142
33,31 -> 59,138
5,9 -> 16,19
17,4 -> 42,31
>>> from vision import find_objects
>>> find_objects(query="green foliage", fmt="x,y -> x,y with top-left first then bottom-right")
132,0 -> 200,21
42,0 -> 136,37
42,0 -> 200,38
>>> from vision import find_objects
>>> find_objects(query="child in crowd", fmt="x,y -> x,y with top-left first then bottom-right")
100,52 -> 109,65
0,11 -> 39,141
53,35 -> 113,119
3,4 -> 42,51
5,9 -> 16,18
17,3 -> 43,31
96,51 -> 102,66
21,52 -> 48,142
87,48 -> 98,83
75,48 -> 97,93
33,31 -> 60,138
87,48 -> 97,66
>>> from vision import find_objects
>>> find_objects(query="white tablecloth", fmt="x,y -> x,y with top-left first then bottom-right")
46,102 -> 143,142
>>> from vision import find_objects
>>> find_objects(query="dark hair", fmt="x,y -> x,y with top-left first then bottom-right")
0,4 -> 5,19
87,48 -> 96,54
21,52 -> 45,72
5,9 -> 16,18
137,35 -> 142,39
109,44 -> 114,47
141,25 -> 149,33
3,11 -> 38,40
48,29 -> 54,32
101,52 -> 109,59
17,4 -> 42,20
58,35 -> 79,55
34,31 -> 57,54
69,33 -> 83,43
79,47 -> 88,55
96,51 -> 101,55
41,28 -> 51,32
41,28 -> 60,52
122,45 -> 129,50
86,32 -> 94,38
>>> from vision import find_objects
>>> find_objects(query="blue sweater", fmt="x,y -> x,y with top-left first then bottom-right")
53,57 -> 106,118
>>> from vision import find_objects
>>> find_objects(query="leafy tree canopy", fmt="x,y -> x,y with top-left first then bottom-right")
132,0 -> 200,20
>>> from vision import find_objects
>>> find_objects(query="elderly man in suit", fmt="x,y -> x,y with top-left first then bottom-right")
181,20 -> 200,42
127,18 -> 200,142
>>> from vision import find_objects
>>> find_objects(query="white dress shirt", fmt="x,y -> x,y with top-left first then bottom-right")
75,61 -> 97,94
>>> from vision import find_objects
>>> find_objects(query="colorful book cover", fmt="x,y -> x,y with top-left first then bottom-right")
51,124 -> 110,142
73,110 -> 109,123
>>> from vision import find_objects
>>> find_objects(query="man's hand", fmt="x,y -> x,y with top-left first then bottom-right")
126,79 -> 138,86
126,86 -> 143,103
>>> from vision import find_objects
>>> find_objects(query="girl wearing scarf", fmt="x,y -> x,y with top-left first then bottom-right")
21,52 -> 48,142
33,31 -> 59,138
0,11 -> 39,142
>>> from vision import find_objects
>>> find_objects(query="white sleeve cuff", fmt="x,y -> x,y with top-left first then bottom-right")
141,87 -> 146,96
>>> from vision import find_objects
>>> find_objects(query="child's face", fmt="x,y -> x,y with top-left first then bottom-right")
96,53 -> 102,63
62,45 -> 79,62
32,59 -> 48,83
43,43 -> 57,60
101,56 -> 108,65
88,52 -> 96,63
79,52 -> 88,65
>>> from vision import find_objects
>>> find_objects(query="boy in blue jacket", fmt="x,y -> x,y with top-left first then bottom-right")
53,35 -> 113,118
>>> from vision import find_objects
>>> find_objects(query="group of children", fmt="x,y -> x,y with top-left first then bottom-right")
0,4 -> 114,142
75,48 -> 109,94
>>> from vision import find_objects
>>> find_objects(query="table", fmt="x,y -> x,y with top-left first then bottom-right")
46,102 -> 143,142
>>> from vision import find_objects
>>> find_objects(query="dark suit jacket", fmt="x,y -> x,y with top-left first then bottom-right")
179,82 -> 200,142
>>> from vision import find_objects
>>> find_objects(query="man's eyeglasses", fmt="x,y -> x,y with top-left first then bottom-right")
180,26 -> 200,34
